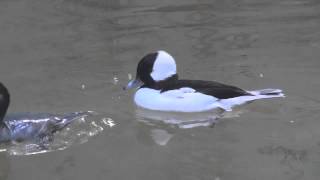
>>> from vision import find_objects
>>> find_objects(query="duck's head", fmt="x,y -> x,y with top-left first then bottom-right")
0,82 -> 10,121
125,50 -> 178,89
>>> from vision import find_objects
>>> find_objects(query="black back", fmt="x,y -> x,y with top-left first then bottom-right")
0,82 -> 10,122
159,79 -> 251,99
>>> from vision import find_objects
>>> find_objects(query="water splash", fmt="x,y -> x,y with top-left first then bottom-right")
0,111 -> 114,156
113,76 -> 119,84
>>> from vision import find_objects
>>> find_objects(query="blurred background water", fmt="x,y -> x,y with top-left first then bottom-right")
0,0 -> 320,179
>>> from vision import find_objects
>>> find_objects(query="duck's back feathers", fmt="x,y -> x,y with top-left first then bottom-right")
160,80 -> 251,99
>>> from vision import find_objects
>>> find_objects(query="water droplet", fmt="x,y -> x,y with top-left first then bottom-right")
113,76 -> 119,84
102,118 -> 116,127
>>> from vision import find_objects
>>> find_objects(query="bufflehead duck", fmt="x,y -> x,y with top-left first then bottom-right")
125,50 -> 284,112
0,82 -> 87,143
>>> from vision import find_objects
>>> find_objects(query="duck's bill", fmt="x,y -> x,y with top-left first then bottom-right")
124,79 -> 143,90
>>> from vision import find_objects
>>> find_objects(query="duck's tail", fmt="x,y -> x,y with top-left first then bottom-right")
248,89 -> 285,97
217,89 -> 285,112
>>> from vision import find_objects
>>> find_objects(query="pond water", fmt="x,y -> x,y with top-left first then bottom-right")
0,0 -> 320,179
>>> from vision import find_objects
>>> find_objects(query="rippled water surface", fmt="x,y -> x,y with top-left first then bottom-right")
1,0 -> 320,179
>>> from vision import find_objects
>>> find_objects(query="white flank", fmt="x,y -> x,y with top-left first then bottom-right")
134,87 -> 284,112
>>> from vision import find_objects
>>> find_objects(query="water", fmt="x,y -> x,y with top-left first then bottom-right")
0,0 -> 320,179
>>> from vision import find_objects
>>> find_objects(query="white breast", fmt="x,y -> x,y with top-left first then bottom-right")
134,88 -> 221,112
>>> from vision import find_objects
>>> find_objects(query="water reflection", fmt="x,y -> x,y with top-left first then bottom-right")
150,129 -> 173,146
135,107 -> 246,146
136,108 -> 221,129
136,107 -> 245,128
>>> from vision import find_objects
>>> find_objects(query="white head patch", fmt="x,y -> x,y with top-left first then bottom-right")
150,50 -> 177,81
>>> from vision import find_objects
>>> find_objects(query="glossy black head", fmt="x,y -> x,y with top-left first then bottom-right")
125,50 -> 178,89
0,82 -> 10,121
135,52 -> 158,87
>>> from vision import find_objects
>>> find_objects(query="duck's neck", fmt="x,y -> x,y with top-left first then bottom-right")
0,123 -> 10,142
0,99 -> 9,122
0,83 -> 10,142
156,74 -> 179,89
0,108 -> 10,142
143,74 -> 179,90
0,84 -> 10,126
0,113 -> 9,143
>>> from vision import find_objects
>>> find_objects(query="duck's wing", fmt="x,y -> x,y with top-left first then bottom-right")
160,80 -> 251,99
